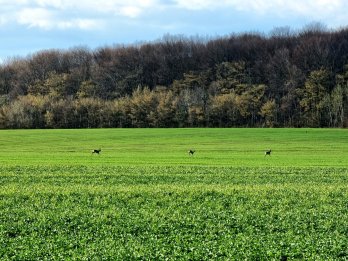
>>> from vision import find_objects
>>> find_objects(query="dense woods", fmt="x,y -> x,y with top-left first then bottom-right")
1,24 -> 348,128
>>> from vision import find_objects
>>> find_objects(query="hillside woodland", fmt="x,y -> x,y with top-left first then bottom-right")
0,25 -> 348,128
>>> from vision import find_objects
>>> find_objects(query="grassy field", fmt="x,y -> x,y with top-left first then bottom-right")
0,128 -> 348,259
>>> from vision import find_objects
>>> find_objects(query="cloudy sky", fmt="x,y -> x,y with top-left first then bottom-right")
0,0 -> 347,62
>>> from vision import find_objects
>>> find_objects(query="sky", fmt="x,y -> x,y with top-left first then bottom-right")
1,0 -> 348,62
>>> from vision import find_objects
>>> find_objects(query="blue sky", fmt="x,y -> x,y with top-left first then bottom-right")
1,0 -> 348,62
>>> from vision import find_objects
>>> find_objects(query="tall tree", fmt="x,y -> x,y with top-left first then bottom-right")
299,68 -> 330,126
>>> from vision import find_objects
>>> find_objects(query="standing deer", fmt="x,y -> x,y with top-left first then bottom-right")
264,149 -> 271,156
188,149 -> 195,156
92,149 -> 101,155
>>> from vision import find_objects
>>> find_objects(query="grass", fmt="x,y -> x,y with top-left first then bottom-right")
0,128 -> 347,167
0,128 -> 348,259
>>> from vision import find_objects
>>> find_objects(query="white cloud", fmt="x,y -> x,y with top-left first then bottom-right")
74,19 -> 102,30
0,0 -> 161,30
15,7 -> 101,30
287,0 -> 343,19
17,8 -> 53,29
1,0 -> 348,31
0,0 -> 29,5
247,0 -> 346,27
173,0 -> 348,27
86,0 -> 160,17
174,0 -> 218,10
56,19 -> 102,30
35,0 -> 65,8
30,0 -> 160,17
119,6 -> 142,18
173,0 -> 345,16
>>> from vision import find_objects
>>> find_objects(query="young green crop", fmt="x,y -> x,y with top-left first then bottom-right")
0,128 -> 347,259
0,128 -> 347,167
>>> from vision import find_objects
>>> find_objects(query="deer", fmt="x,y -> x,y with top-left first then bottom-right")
188,149 -> 195,156
264,149 -> 271,156
92,149 -> 101,155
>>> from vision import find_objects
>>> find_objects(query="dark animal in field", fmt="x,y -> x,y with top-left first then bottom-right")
92,149 -> 101,155
264,149 -> 271,156
188,149 -> 195,156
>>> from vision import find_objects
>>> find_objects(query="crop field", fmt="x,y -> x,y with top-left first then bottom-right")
0,128 -> 348,260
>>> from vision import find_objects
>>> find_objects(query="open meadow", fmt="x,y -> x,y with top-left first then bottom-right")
0,128 -> 348,259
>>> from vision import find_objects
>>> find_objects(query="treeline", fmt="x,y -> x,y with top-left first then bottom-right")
1,24 -> 348,128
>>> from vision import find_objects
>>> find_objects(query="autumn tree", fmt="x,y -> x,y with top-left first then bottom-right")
299,68 -> 331,126
259,99 -> 277,127
210,93 -> 238,127
1,25 -> 348,128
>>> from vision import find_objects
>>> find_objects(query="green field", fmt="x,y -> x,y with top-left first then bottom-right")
1,128 -> 348,259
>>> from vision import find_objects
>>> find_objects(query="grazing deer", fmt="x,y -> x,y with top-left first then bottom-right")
92,149 -> 101,155
188,149 -> 195,156
264,149 -> 271,156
